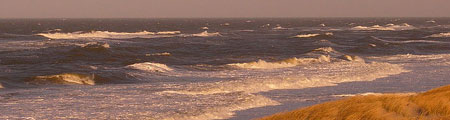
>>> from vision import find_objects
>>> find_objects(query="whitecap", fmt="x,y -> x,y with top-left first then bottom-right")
33,73 -> 97,85
221,23 -> 231,26
426,32 -> 450,38
156,31 -> 181,35
37,30 -> 182,40
127,62 -> 173,73
76,42 -> 110,48
292,32 -> 333,38
426,20 -> 436,23
37,31 -> 157,39
351,23 -> 416,31
272,25 -> 292,30
292,34 -> 321,38
190,31 -> 221,37
163,61 -> 408,95
227,55 -> 331,69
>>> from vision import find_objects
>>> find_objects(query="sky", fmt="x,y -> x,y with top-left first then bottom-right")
1,0 -> 449,18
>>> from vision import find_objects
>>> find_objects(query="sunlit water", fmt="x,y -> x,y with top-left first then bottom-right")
1,18 -> 450,119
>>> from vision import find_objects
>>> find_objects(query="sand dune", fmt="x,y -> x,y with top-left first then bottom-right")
260,85 -> 450,120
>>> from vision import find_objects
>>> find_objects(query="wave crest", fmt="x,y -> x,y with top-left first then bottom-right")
164,62 -> 408,95
32,73 -> 97,85
37,31 -> 182,39
227,55 -> 331,69
426,32 -> 450,38
351,23 -> 415,31
127,62 -> 173,73
292,34 -> 320,38
292,32 -> 333,38
190,31 -> 221,37
77,42 -> 110,49
156,31 -> 181,35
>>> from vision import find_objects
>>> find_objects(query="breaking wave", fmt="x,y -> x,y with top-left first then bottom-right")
156,31 -> 181,35
292,34 -> 320,38
189,31 -> 221,37
31,73 -> 99,85
76,42 -> 110,49
272,26 -> 292,30
164,61 -> 408,95
227,47 -> 367,69
292,32 -> 333,38
351,23 -> 416,31
37,31 -> 181,39
426,32 -> 450,38
227,55 -> 331,69
127,62 -> 173,73
37,30 -> 221,40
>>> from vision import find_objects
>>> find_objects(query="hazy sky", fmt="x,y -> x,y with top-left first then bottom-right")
1,0 -> 449,18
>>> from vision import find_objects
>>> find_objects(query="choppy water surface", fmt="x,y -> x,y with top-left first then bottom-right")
1,18 -> 450,119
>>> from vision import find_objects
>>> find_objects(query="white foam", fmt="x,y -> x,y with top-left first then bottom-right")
221,23 -> 231,26
190,31 -> 221,37
156,31 -> 181,35
292,34 -> 320,38
34,73 -> 96,85
292,32 -> 333,38
426,32 -> 450,38
227,55 -> 331,69
313,47 -> 336,53
0,85 -> 278,120
37,31 -> 155,39
75,42 -> 110,48
127,62 -> 173,73
37,31 -> 182,39
426,20 -> 436,23
164,61 -> 408,95
164,94 -> 279,120
351,23 -> 416,31
272,25 -> 292,30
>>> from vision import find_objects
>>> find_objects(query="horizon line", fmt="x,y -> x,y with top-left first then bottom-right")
1,16 -> 450,19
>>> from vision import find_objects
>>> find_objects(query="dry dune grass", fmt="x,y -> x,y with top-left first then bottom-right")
260,85 -> 450,120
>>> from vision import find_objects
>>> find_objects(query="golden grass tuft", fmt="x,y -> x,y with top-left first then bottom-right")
260,85 -> 450,120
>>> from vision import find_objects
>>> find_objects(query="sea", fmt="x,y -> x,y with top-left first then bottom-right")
1,18 -> 450,119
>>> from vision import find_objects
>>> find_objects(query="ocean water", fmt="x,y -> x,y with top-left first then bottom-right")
1,18 -> 450,119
